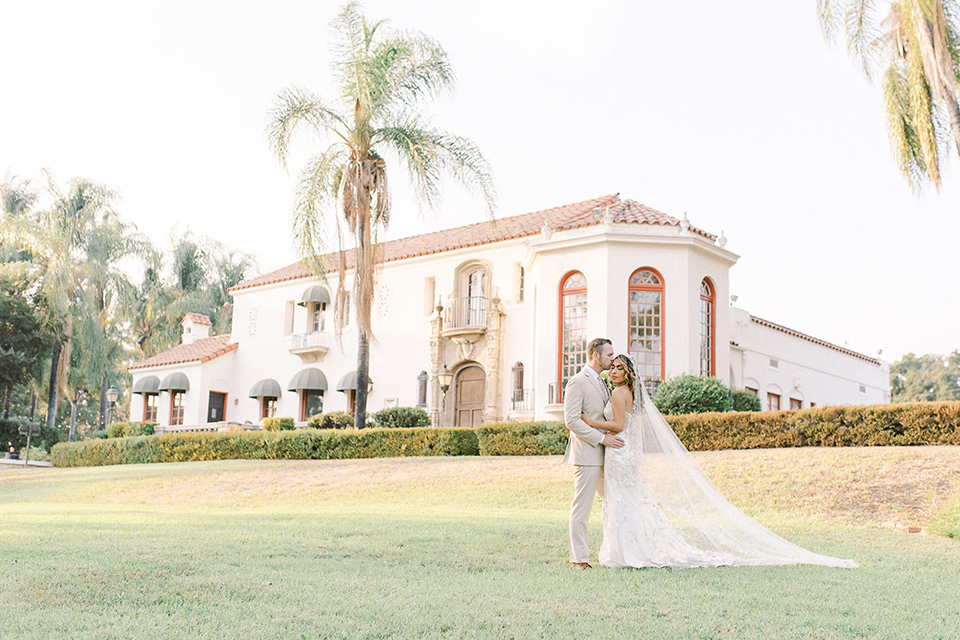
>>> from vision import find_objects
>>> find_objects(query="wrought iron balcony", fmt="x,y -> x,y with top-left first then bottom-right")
289,331 -> 331,363
443,296 -> 488,330
510,388 -> 535,412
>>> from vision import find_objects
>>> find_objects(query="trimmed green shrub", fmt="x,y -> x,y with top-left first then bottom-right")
667,401 -> 960,451
105,421 -> 156,438
731,390 -> 762,412
476,421 -> 567,456
262,417 -> 295,431
372,407 -> 431,429
51,426 -> 480,467
654,375 -> 733,415
308,411 -> 354,430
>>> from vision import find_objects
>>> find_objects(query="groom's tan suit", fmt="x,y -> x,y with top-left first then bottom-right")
563,365 -> 610,563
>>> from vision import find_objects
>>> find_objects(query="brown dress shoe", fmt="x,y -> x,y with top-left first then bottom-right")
570,562 -> 592,570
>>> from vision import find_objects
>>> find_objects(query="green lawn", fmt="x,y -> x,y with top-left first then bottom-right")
2,450 -> 959,639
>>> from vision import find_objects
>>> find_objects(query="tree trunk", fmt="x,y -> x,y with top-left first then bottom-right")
69,398 -> 79,442
3,388 -> 9,419
354,328 -> 370,429
45,337 -> 62,430
29,388 -> 36,420
99,376 -> 108,430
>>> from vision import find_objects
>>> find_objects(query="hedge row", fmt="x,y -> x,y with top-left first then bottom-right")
669,401 -> 960,450
476,421 -> 567,456
49,402 -> 960,467
51,426 -> 479,467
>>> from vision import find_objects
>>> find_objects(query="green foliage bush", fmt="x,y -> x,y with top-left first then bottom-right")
476,421 -> 567,456
308,411 -> 355,430
105,421 -> 156,438
653,375 -> 733,415
51,426 -> 480,467
731,390 -> 762,412
667,401 -> 960,451
372,406 -> 431,429
262,417 -> 295,431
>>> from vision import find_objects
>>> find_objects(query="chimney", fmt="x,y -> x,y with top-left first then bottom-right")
181,313 -> 212,344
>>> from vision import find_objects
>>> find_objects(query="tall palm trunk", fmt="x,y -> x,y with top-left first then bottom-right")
355,328 -> 370,428
45,337 -> 62,430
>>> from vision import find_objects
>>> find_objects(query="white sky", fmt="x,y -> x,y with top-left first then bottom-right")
3,0 -> 958,363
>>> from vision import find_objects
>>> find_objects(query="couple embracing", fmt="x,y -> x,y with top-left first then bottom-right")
563,338 -> 857,570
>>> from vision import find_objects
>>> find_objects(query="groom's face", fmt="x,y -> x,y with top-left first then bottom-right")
596,344 -> 614,371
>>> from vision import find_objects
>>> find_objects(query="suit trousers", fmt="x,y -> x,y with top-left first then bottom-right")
569,464 -> 604,562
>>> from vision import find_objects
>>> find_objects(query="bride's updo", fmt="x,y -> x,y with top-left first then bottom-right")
613,354 -> 637,391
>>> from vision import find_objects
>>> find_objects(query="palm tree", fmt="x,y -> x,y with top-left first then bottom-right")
1,174 -> 117,430
818,0 -> 960,189
267,2 -> 496,428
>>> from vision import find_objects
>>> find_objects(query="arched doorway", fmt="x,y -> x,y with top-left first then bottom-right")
455,365 -> 485,427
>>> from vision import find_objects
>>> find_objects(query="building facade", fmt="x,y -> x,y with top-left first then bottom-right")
128,194 -> 890,431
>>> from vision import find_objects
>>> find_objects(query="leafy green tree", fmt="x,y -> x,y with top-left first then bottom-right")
267,2 -> 496,428
890,351 -> 960,401
653,375 -> 734,415
0,174 -> 118,430
818,0 -> 960,189
0,268 -> 47,413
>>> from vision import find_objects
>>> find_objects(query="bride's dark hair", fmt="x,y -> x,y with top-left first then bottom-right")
613,354 -> 637,392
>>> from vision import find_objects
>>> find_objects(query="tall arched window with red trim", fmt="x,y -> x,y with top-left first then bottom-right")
628,268 -> 664,384
558,271 -> 588,388
699,278 -> 715,377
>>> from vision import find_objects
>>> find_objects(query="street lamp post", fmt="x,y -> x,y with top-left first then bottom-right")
437,365 -> 453,427
105,386 -> 119,430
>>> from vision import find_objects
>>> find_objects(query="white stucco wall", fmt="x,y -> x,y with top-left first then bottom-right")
730,308 -> 890,408
128,216 -> 889,427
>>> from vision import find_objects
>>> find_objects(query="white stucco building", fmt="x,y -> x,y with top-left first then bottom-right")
128,194 -> 890,431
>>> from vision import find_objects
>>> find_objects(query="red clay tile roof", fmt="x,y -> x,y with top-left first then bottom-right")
182,312 -> 212,326
128,335 -> 238,371
749,316 -> 881,365
230,194 -> 718,293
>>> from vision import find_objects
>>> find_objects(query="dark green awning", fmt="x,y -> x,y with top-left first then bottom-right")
131,375 -> 160,394
248,378 -> 282,398
336,371 -> 372,392
159,372 -> 190,391
296,285 -> 331,307
288,368 -> 328,391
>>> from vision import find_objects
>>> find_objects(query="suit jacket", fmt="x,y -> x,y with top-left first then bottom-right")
562,366 -> 609,466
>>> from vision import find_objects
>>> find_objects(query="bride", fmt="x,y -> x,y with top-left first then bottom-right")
582,354 -> 856,569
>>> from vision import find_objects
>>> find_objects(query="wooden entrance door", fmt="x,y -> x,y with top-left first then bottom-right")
455,366 -> 485,428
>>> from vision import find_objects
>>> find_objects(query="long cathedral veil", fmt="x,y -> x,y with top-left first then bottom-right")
623,356 -> 856,568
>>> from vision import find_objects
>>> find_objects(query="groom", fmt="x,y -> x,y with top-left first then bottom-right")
563,337 -> 624,569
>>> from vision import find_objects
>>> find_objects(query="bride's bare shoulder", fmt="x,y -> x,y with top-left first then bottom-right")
612,385 -> 633,404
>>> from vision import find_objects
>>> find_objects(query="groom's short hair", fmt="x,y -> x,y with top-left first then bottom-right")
588,338 -> 612,357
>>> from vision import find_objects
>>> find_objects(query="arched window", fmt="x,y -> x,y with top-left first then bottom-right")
628,268 -> 664,383
512,362 -> 524,403
699,278 -> 715,377
558,271 -> 588,387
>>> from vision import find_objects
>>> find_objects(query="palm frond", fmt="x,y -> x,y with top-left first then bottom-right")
375,122 -> 497,218
292,148 -> 346,274
267,86 -> 348,168
844,0 -> 881,76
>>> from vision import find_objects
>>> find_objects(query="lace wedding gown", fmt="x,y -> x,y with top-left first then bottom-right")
598,381 -> 856,569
